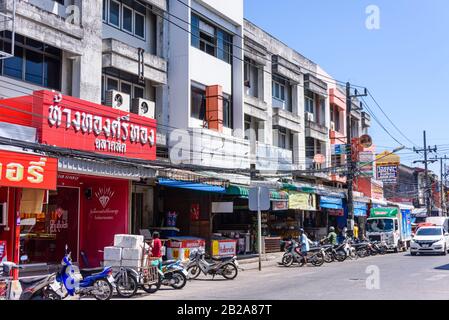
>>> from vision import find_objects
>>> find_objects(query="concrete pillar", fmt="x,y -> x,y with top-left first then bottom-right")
78,0 -> 102,103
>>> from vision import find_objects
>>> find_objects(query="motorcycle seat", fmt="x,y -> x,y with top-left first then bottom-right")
211,256 -> 234,262
309,246 -> 322,251
19,275 -> 49,285
80,267 -> 105,277
161,260 -> 177,266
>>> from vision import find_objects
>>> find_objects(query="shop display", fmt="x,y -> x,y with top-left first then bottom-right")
166,236 -> 205,261
211,236 -> 237,258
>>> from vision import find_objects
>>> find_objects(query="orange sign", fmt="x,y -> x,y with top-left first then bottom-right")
313,154 -> 326,164
0,150 -> 58,190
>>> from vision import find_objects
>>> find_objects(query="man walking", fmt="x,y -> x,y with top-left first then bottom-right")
299,228 -> 313,265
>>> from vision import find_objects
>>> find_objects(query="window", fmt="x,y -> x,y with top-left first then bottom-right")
0,32 -> 61,90
191,13 -> 233,64
289,133 -> 294,151
305,90 -> 315,114
122,5 -> 133,33
272,81 -> 285,101
244,58 -> 251,87
104,0 -> 146,39
54,0 -> 64,4
279,128 -> 287,149
134,12 -> 145,38
102,73 -> 147,102
191,86 -> 206,121
109,0 -> 121,27
103,0 -> 108,22
223,94 -> 233,129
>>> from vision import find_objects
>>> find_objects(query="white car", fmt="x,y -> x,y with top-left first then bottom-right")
410,226 -> 449,256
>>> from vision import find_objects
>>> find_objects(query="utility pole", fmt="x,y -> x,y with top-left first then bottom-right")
346,82 -> 367,235
430,155 -> 449,216
413,131 -> 437,216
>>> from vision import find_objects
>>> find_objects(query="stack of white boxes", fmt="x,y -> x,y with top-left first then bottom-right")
103,234 -> 147,270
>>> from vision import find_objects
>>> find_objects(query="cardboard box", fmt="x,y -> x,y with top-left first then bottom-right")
103,246 -> 122,261
122,247 -> 142,260
114,234 -> 144,248
103,260 -> 121,267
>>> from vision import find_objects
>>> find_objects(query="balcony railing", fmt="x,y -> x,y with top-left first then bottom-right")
256,142 -> 293,172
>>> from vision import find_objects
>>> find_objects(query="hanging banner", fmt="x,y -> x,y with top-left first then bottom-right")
288,192 -> 316,211
376,164 -> 398,185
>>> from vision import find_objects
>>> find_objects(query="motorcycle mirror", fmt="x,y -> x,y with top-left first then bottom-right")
65,244 -> 68,254
20,255 -> 28,262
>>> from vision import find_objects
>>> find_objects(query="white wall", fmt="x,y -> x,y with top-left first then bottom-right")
195,0 -> 243,26
189,47 -> 232,93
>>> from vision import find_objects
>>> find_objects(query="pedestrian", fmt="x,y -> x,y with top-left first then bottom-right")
354,223 -> 359,240
298,228 -> 313,265
150,231 -> 163,266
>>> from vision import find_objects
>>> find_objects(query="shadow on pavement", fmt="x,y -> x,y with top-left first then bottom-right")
435,263 -> 449,270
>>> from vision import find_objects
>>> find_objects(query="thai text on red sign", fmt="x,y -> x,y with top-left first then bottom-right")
0,149 -> 58,190
32,91 -> 157,161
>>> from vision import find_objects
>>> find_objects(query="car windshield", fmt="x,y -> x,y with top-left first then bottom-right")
416,228 -> 442,236
366,219 -> 394,232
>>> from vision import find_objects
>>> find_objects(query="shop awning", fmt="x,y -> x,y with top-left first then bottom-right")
58,156 -> 156,180
158,178 -> 226,193
225,185 -> 288,201
226,185 -> 249,197
281,183 -> 315,193
354,202 -> 368,217
320,196 -> 343,210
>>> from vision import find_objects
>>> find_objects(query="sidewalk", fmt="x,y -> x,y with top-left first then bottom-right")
237,252 -> 284,270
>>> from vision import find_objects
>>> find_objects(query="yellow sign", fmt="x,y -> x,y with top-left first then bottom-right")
376,151 -> 400,165
288,192 -> 316,211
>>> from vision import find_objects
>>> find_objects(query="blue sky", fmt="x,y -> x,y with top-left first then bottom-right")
244,0 -> 449,172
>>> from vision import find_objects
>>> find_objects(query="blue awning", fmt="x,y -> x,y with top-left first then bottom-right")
354,201 -> 368,217
158,178 -> 226,193
320,196 -> 343,209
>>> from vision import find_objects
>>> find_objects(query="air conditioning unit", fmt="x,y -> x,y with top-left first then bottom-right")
306,112 -> 314,122
132,98 -> 155,119
105,90 -> 130,112
330,121 -> 336,131
0,203 -> 7,227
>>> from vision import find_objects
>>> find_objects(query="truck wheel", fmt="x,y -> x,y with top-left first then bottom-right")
411,252 -> 417,256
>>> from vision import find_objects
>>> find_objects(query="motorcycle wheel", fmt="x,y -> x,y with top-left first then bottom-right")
357,249 -> 368,258
221,264 -> 238,280
187,265 -> 201,280
311,253 -> 325,267
324,251 -> 334,263
170,272 -> 187,289
334,250 -> 347,262
116,273 -> 138,298
281,254 -> 294,267
93,279 -> 113,301
142,275 -> 162,294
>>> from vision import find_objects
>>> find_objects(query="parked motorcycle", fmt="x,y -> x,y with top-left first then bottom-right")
320,239 -> 347,262
281,240 -> 325,267
0,260 -> 59,300
186,248 -> 239,280
55,247 -> 116,300
144,260 -> 188,291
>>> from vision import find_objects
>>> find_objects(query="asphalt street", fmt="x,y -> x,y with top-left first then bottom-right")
126,252 -> 449,300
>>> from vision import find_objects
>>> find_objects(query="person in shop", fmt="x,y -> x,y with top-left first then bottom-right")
298,228 -> 313,265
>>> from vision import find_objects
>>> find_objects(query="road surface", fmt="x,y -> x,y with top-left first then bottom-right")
126,252 -> 449,300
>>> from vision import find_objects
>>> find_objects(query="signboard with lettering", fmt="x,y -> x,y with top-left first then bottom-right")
377,164 -> 398,184
0,149 -> 57,190
358,151 -> 375,177
32,91 -> 157,161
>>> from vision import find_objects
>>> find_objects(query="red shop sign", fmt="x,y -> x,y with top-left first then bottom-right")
0,149 -> 58,190
32,91 -> 157,161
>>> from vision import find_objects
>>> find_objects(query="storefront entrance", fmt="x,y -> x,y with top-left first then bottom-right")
20,187 -> 79,264
131,184 -> 154,235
